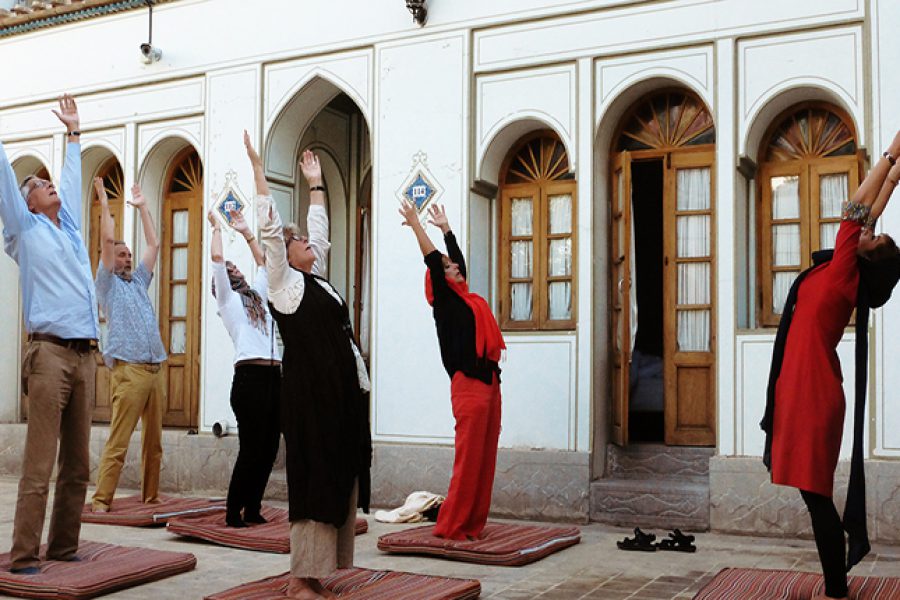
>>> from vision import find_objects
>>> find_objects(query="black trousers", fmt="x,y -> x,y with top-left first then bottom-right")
226,364 -> 281,519
801,489 -> 848,598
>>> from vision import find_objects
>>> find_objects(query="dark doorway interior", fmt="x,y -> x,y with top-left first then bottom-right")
629,159 -> 664,443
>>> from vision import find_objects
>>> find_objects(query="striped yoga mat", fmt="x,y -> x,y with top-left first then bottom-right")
694,567 -> 900,599
205,567 -> 481,600
377,522 -> 581,566
81,494 -> 226,526
167,506 -> 367,553
0,540 -> 196,599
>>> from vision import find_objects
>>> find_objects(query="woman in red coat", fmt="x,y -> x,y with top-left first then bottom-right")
768,129 -> 900,600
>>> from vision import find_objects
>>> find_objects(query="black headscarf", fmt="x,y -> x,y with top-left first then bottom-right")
761,250 -> 900,571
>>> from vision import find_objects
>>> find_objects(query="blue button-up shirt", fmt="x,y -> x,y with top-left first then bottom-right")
0,141 -> 99,340
95,262 -> 167,368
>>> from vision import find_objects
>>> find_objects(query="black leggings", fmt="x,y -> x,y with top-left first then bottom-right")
801,489 -> 848,598
226,364 -> 281,519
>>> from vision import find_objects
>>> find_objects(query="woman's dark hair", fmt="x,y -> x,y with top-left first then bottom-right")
859,241 -> 900,308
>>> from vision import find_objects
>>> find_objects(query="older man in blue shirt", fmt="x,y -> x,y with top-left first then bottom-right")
90,177 -> 167,513
0,95 -> 98,574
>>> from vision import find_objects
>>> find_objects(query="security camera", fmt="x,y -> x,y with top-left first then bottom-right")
140,42 -> 161,64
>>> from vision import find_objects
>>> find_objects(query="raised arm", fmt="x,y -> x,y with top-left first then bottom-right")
227,207 -> 265,267
427,203 -> 467,278
244,130 -> 270,197
129,184 -> 159,273
0,141 -> 32,239
299,149 -> 325,207
95,177 -> 116,272
867,162 -> 900,226
399,199 -> 437,256
852,129 -> 900,211
55,95 -> 83,229
208,210 -> 224,264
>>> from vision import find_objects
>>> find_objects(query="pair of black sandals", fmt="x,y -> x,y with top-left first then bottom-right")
616,527 -> 696,552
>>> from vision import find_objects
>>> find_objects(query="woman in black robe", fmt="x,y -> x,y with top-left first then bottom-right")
246,133 -> 371,600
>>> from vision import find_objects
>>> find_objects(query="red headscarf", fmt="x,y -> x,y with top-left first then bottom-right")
425,271 -> 506,363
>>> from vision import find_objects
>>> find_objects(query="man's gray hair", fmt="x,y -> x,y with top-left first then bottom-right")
19,175 -> 35,199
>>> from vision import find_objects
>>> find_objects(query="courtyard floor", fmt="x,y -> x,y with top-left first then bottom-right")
0,477 -> 898,599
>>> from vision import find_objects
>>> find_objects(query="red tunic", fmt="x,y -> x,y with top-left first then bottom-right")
771,219 -> 861,497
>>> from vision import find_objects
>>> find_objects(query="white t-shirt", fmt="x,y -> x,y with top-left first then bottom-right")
212,262 -> 281,365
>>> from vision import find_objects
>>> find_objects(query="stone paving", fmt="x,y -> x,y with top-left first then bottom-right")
0,477 -> 898,599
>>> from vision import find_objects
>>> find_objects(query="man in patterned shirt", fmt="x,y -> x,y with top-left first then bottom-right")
91,177 -> 167,513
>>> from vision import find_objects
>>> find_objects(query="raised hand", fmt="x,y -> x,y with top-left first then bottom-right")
243,130 -> 261,167
207,209 -> 220,228
93,177 -> 107,204
52,94 -> 80,133
398,199 -> 420,228
227,208 -> 251,236
426,203 -> 450,233
299,149 -> 323,186
127,184 -> 146,209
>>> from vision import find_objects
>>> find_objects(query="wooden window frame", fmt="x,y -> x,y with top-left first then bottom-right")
498,131 -> 577,331
756,102 -> 862,327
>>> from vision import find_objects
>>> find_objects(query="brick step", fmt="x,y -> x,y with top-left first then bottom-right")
263,468 -> 289,502
590,477 -> 710,532
607,443 -> 713,480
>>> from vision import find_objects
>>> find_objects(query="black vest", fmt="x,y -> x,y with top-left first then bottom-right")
270,272 -> 371,526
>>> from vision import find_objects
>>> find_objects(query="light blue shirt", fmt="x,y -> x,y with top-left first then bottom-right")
0,140 -> 99,339
96,262 -> 167,368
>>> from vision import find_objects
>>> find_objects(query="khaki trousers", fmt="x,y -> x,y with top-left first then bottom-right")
290,480 -> 358,579
11,341 -> 95,570
92,362 -> 164,510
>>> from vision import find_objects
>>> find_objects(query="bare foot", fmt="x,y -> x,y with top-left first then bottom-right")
308,578 -> 337,599
91,505 -> 108,513
285,577 -> 324,600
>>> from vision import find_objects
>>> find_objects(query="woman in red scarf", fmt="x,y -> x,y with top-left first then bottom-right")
400,200 -> 505,540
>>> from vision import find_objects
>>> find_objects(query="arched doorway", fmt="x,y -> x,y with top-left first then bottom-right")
610,90 -> 716,447
159,148 -> 203,428
756,103 -> 861,327
88,157 -> 125,422
265,88 -> 372,358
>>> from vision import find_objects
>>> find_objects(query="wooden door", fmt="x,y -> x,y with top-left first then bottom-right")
663,150 -> 716,446
610,152 -> 632,446
159,151 -> 203,428
88,160 -> 124,423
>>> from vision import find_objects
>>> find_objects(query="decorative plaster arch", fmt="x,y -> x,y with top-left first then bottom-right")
477,113 -> 574,188
594,76 -> 714,155
138,128 -> 202,170
9,151 -> 50,182
264,74 -> 370,184
741,82 -> 862,162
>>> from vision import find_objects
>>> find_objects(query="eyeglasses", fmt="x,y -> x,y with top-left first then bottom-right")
288,235 -> 309,245
23,178 -> 50,198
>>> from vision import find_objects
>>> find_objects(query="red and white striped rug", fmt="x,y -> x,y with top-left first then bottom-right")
0,541 -> 196,599
694,567 -> 900,599
205,567 -> 480,600
81,494 -> 225,526
377,522 -> 581,566
167,506 -> 367,553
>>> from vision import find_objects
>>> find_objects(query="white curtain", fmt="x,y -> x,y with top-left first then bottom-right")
772,271 -> 797,314
676,167 -> 711,352
772,224 -> 800,266
819,173 -> 847,249
629,204 -> 638,352
510,198 -> 534,321
548,194 -> 572,320
772,176 -> 800,219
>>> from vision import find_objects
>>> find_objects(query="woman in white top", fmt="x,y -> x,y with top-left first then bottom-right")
209,202 -> 281,529
246,132 -> 371,600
